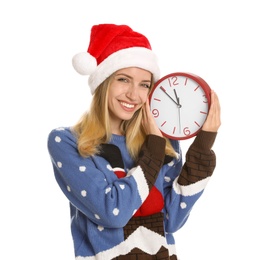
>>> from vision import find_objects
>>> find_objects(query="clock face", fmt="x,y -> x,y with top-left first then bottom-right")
149,72 -> 211,140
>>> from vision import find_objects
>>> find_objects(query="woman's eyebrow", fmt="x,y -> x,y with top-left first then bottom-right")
115,73 -> 131,78
115,73 -> 151,82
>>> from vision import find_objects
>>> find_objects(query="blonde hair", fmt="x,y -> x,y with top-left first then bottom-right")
72,74 -> 177,160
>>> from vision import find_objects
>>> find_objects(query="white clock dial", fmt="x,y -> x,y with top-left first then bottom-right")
149,73 -> 211,140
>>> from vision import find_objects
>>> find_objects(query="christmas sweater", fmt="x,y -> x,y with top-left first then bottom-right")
47,127 -> 217,259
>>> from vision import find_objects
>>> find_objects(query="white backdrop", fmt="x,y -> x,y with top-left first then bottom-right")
1,0 -> 268,259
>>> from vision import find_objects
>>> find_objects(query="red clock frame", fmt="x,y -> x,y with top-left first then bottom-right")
149,72 -> 212,140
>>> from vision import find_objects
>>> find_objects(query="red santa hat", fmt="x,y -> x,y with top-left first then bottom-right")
72,24 -> 160,94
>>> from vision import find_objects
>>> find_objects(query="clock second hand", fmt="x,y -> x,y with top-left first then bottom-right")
173,89 -> 182,134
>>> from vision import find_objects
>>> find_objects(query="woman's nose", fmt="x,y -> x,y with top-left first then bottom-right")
126,85 -> 138,100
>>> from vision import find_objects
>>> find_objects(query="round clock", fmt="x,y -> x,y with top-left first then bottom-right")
149,72 -> 211,140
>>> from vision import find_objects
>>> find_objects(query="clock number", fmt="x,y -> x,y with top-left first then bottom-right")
203,94 -> 208,103
195,88 -> 208,103
151,108 -> 159,118
168,76 -> 179,87
183,127 -> 191,136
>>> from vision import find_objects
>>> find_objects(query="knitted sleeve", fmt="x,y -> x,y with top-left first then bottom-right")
136,134 -> 166,190
177,130 -> 216,185
163,130 -> 217,233
47,128 -> 165,228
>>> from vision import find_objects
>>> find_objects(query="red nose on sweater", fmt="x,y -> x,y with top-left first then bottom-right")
113,167 -> 164,217
114,169 -> 126,178
133,186 -> 164,217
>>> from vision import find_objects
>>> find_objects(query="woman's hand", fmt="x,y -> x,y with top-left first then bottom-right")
142,99 -> 163,137
202,90 -> 221,132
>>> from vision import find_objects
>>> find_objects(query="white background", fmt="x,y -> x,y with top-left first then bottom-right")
1,0 -> 268,259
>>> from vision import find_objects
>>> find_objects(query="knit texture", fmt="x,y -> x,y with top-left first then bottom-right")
47,128 -> 216,259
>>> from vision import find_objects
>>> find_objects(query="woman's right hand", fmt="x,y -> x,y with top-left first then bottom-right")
142,99 -> 163,137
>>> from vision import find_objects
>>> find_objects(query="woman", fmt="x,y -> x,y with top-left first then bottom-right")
47,23 -> 221,259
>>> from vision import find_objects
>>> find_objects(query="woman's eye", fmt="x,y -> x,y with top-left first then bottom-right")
118,77 -> 128,83
141,83 -> 150,89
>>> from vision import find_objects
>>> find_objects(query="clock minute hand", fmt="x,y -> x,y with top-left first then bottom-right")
160,86 -> 178,106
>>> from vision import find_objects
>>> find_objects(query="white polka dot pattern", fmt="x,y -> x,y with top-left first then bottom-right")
113,208 -> 119,216
55,136 -> 61,143
79,166 -> 86,172
180,202 -> 187,209
95,214 -> 100,219
57,161 -> 62,168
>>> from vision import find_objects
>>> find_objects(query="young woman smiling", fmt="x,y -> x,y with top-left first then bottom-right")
47,23 -> 221,260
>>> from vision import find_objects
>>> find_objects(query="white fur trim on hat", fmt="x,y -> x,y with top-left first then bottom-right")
88,47 -> 160,94
72,52 -> 97,75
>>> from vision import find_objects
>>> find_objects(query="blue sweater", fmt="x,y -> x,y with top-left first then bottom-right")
47,127 -> 216,259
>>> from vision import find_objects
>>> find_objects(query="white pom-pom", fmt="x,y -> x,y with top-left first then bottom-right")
72,52 -> 97,75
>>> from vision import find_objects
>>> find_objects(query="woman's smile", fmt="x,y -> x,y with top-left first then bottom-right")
119,101 -> 136,110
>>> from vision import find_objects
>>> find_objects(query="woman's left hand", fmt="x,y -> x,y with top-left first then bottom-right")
202,90 -> 221,132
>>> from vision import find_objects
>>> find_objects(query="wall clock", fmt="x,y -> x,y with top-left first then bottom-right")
149,72 -> 211,140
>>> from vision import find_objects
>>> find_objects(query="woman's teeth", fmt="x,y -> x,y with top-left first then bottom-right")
120,102 -> 135,108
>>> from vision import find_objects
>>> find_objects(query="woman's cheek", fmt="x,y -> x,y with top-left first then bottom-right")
142,93 -> 149,103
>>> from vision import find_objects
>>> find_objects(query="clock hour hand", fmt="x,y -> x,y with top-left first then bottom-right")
173,89 -> 182,108
160,86 -> 178,106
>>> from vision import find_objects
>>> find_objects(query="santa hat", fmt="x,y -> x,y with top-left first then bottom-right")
72,24 -> 160,94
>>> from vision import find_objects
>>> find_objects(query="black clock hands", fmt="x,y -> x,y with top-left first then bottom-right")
173,89 -> 182,108
173,89 -> 182,134
160,86 -> 182,133
159,86 -> 182,134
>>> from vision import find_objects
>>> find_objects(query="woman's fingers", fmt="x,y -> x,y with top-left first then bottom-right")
202,90 -> 221,132
142,99 -> 163,137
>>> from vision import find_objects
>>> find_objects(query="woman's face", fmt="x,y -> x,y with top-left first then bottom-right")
107,67 -> 152,133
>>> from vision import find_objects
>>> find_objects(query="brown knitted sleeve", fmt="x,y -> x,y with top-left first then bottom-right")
136,135 -> 166,190
177,130 -> 217,186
